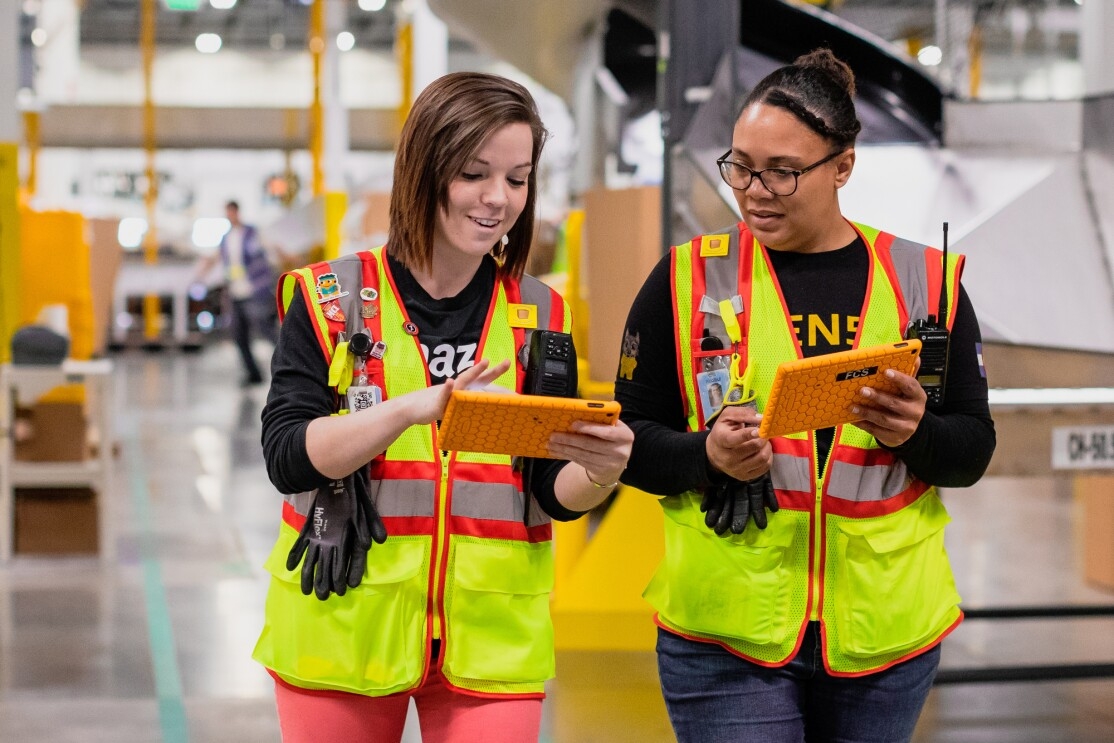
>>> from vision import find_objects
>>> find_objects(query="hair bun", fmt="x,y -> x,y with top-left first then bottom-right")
794,48 -> 856,98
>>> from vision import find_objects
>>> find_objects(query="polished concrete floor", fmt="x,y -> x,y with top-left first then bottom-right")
2,342 -> 1114,742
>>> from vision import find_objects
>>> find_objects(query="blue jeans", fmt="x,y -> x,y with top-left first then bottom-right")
656,623 -> 940,743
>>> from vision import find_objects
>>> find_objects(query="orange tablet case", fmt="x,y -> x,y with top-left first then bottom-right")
438,390 -> 621,459
756,340 -> 922,439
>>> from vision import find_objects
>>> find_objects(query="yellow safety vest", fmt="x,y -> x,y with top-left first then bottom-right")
253,247 -> 573,696
646,222 -> 966,675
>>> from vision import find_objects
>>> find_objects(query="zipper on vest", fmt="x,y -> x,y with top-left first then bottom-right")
809,433 -> 824,622
430,451 -> 451,640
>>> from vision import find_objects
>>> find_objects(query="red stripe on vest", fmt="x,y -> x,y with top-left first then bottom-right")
775,490 -> 815,511
829,445 -> 898,468
450,461 -> 518,485
771,437 -> 811,458
369,459 -> 441,481
282,500 -> 305,530
924,247 -> 944,326
449,515 -> 553,543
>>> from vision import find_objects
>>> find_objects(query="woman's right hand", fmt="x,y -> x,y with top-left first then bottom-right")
705,404 -> 772,482
402,359 -> 512,425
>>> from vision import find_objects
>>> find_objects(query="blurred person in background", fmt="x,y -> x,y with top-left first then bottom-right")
195,200 -> 279,385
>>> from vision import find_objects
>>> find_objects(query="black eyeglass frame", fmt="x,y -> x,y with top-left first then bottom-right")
715,149 -> 845,196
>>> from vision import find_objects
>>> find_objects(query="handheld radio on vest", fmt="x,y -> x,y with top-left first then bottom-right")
523,330 -> 577,398
904,222 -> 952,408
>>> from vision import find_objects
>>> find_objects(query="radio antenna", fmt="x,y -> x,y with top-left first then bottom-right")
939,222 -> 949,326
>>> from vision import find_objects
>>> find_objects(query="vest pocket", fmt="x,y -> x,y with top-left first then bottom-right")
443,537 -> 555,684
831,495 -> 961,657
254,528 -> 431,696
649,500 -> 799,646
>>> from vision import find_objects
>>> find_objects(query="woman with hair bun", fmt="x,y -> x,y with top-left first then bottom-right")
615,49 -> 994,742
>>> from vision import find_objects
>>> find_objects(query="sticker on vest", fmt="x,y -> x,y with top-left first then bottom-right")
315,272 -> 350,303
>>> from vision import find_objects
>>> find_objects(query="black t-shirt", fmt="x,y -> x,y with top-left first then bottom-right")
261,254 -> 582,521
614,237 -> 995,494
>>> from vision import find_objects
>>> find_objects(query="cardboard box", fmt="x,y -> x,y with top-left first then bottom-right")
582,186 -> 661,384
86,217 -> 124,357
14,487 -> 99,555
1078,475 -> 1114,592
13,402 -> 88,462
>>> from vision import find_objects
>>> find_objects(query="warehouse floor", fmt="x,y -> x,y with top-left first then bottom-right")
2,343 -> 1113,742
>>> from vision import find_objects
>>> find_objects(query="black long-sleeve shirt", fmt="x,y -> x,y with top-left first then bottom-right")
261,254 -> 584,521
615,239 -> 995,495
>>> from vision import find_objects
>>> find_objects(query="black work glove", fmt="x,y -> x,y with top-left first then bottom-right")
346,468 -> 388,589
286,472 -> 387,600
700,472 -> 779,536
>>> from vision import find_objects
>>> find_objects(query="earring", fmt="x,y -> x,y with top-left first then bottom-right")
501,234 -> 509,247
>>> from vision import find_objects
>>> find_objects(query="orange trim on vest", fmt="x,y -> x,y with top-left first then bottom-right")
820,611 -> 963,678
869,229 -> 908,332
653,614 -> 811,670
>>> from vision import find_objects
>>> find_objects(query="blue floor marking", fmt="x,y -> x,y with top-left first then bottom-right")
124,416 -> 190,743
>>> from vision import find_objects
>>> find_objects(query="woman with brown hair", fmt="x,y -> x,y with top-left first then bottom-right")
254,71 -> 632,742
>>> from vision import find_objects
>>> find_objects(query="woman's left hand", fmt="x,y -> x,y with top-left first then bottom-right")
851,368 -> 926,447
549,419 -> 634,488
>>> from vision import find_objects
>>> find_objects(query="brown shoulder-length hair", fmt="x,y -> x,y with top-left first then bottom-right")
388,72 -> 548,280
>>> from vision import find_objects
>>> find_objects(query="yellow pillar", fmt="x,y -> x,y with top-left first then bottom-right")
141,0 -> 160,340
21,111 -> 40,199
396,21 -> 413,131
0,144 -> 20,363
309,0 -> 325,199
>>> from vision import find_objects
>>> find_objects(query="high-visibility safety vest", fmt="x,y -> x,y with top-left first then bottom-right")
252,246 -> 572,697
645,221 -> 966,676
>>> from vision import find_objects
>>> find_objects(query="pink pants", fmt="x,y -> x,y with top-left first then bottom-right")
273,672 -> 543,743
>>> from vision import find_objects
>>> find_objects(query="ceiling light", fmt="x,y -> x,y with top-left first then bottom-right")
22,0 -> 40,16
195,33 -> 222,54
30,27 -> 47,47
336,31 -> 355,51
917,45 -> 942,67
210,0 -> 237,8
358,0 -> 386,11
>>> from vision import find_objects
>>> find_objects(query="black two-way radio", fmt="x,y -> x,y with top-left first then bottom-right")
523,330 -> 577,397
904,222 -> 952,407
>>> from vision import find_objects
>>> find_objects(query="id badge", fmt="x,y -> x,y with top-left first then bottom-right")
696,368 -> 730,423
346,384 -> 382,413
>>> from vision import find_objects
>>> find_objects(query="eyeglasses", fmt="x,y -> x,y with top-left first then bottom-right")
716,149 -> 844,196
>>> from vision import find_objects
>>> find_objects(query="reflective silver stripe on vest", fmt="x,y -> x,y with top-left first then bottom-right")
771,452 -> 813,493
283,489 -> 316,518
450,480 -> 551,527
700,227 -> 744,341
888,237 -> 930,324
371,478 -> 436,517
520,274 -> 555,330
827,459 -> 911,502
